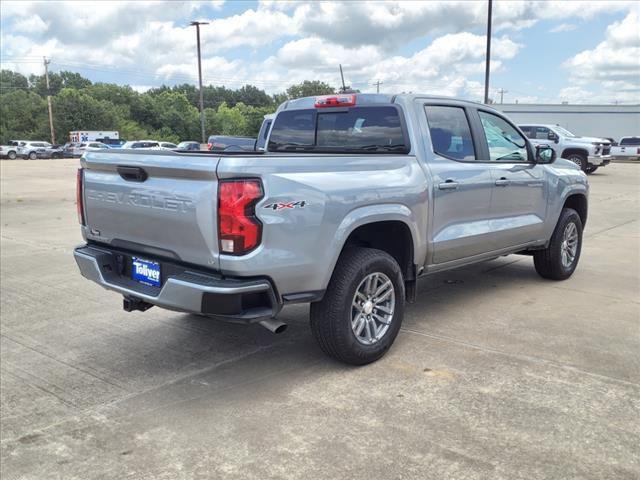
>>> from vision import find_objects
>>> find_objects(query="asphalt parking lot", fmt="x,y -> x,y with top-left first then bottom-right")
1,159 -> 638,479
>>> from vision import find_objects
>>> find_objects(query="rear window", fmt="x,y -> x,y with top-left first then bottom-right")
268,106 -> 409,153
620,137 -> 640,146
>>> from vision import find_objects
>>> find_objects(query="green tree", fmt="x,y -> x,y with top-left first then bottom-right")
0,70 -> 29,92
214,102 -> 247,136
0,90 -> 48,143
152,91 -> 200,140
52,88 -> 119,142
286,80 -> 335,99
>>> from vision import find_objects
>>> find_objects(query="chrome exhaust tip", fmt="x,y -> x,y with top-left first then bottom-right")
259,318 -> 287,334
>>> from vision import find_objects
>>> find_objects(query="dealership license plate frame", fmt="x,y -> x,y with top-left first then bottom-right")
131,257 -> 161,287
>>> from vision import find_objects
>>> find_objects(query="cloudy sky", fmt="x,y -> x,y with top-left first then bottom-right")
1,0 -> 639,104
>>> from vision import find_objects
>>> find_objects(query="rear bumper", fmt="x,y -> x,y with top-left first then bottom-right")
74,244 -> 281,321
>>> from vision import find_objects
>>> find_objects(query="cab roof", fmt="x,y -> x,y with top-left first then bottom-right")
280,93 -> 489,111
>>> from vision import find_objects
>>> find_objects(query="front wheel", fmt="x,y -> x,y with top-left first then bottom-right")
565,153 -> 587,171
310,247 -> 405,365
534,208 -> 583,280
28,151 -> 37,160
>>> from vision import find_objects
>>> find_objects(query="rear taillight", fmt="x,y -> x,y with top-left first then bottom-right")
207,142 -> 213,150
76,168 -> 85,225
218,179 -> 263,255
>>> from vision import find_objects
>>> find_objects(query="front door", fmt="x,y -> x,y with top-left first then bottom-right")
475,110 -> 548,249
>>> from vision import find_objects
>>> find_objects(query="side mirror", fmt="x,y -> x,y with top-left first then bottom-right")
547,131 -> 559,143
535,144 -> 556,164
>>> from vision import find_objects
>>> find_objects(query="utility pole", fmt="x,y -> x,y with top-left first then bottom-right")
190,21 -> 209,144
43,57 -> 55,145
339,64 -> 346,93
483,0 -> 493,104
374,80 -> 383,93
497,87 -> 508,104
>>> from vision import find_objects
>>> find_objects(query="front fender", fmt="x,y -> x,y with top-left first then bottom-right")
544,174 -> 588,239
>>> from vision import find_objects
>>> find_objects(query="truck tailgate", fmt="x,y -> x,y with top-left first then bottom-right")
81,150 -> 221,269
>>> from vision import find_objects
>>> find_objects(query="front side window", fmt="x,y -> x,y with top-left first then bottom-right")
424,105 -> 475,161
478,111 -> 529,162
534,127 -> 550,140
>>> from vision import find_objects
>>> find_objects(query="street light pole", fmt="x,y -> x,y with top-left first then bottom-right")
483,0 -> 493,104
190,21 -> 208,144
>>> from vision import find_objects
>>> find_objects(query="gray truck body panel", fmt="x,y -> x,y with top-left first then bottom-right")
76,94 -> 588,318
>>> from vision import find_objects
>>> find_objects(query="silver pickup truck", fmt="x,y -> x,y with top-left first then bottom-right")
74,94 -> 588,365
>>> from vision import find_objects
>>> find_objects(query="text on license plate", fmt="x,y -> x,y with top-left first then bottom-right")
132,257 -> 161,287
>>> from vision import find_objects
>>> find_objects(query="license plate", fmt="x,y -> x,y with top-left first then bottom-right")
131,257 -> 161,287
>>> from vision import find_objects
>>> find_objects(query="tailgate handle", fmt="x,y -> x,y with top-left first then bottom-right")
117,166 -> 148,182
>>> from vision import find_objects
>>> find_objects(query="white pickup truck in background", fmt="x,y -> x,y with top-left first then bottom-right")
611,137 -> 640,161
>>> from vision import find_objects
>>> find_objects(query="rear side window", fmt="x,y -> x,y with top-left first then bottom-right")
269,106 -> 408,153
620,137 -> 640,146
424,105 -> 476,161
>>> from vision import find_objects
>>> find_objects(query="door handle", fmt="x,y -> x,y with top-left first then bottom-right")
438,179 -> 459,190
495,177 -> 510,187
117,166 -> 148,182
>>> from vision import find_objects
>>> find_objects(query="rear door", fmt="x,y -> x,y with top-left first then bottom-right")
82,151 -> 222,269
473,109 -> 547,248
422,102 -> 495,264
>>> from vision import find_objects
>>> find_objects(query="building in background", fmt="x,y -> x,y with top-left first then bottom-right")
496,104 -> 640,141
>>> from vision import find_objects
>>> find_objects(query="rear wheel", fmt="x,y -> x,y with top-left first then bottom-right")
534,208 -> 583,280
584,165 -> 598,174
310,247 -> 405,365
8,151 -> 16,160
565,153 -> 587,171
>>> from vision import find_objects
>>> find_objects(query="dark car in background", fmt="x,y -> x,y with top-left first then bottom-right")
207,135 -> 256,152
177,141 -> 201,151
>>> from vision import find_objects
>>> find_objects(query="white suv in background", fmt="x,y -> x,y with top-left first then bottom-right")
71,142 -> 111,157
519,124 -> 612,174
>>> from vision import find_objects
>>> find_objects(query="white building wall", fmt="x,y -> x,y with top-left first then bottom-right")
496,104 -> 640,141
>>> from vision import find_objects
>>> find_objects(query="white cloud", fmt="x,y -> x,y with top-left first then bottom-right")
1,0 -> 638,104
549,23 -> 577,33
562,9 -> 640,103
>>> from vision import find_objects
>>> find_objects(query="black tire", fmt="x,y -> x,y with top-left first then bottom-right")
565,153 -> 587,171
584,165 -> 598,174
534,208 -> 583,280
8,151 -> 16,160
28,151 -> 37,160
310,247 -> 405,365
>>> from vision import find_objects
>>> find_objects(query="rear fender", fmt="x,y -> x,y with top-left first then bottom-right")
321,204 -> 423,291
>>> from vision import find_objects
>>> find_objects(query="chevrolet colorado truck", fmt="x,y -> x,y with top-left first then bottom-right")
74,94 -> 588,365
518,124 -> 611,174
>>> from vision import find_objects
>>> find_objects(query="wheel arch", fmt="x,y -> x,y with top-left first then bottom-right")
563,192 -> 588,227
322,205 -> 422,300
561,147 -> 589,159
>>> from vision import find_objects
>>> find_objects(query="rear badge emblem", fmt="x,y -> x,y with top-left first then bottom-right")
264,201 -> 307,211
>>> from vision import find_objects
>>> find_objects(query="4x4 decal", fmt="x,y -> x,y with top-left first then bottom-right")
263,201 -> 307,211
